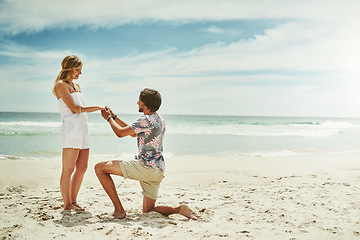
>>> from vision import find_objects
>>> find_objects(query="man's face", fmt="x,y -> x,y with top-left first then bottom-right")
137,98 -> 147,113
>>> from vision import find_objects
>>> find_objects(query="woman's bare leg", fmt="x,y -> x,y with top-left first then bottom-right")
60,148 -> 80,210
70,148 -> 89,210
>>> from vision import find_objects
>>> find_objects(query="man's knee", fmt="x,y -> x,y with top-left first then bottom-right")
95,161 -> 123,177
143,202 -> 155,213
143,196 -> 156,213
143,207 -> 154,213
94,162 -> 105,176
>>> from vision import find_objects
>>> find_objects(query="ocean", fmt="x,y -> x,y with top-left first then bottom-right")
1,112 -> 360,160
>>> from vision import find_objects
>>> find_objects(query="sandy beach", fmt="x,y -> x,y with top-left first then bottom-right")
1,153 -> 360,240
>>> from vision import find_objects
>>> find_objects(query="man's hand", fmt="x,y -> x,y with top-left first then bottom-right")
101,109 -> 111,120
107,108 -> 115,118
100,107 -> 136,138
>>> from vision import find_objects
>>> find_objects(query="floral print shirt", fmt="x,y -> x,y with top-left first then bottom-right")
131,113 -> 165,171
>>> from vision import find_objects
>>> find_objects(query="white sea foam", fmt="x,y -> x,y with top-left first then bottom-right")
2,113 -> 360,158
166,121 -> 360,138
245,151 -> 303,157
0,121 -> 61,127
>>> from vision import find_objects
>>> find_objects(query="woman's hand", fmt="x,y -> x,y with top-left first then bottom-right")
99,105 -> 107,111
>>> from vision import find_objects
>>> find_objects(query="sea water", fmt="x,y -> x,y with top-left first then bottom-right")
1,112 -> 360,160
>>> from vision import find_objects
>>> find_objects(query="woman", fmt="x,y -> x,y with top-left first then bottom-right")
53,55 -> 105,211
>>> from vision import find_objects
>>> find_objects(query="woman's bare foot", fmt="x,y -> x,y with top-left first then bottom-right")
72,202 -> 85,211
178,204 -> 198,220
63,203 -> 74,211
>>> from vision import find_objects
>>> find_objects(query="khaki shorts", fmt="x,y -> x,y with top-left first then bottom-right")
118,159 -> 164,200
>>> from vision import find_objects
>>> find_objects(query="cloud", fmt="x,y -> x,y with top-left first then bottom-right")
201,26 -> 240,35
1,0 -> 360,116
78,20 -> 359,80
0,40 -> 68,60
1,0 -> 359,34
1,17 -> 354,91
202,26 -> 225,34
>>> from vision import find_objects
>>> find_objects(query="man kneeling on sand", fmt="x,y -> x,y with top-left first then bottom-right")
95,88 -> 197,219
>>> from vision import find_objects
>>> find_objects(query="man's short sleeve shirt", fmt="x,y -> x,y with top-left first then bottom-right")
131,113 -> 165,171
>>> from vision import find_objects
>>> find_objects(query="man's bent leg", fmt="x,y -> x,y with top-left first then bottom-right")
95,161 -> 126,219
143,195 -> 198,220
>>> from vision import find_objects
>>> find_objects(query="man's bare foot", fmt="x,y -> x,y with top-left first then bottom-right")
72,202 -> 85,211
178,204 -> 198,220
111,210 -> 126,219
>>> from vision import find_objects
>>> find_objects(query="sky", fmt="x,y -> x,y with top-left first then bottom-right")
0,0 -> 360,117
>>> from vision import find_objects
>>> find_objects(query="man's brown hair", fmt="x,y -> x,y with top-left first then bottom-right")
140,88 -> 162,112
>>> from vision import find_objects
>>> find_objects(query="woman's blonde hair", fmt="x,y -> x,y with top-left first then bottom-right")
52,55 -> 83,96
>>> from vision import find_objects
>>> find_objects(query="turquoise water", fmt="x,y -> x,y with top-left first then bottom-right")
1,112 -> 360,159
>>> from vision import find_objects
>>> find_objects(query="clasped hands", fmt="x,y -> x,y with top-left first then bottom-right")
101,106 -> 115,121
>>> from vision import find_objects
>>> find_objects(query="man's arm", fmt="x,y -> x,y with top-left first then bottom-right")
114,117 -> 137,137
108,118 -> 136,138
101,109 -> 137,138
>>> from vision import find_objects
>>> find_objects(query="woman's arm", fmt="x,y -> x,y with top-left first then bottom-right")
56,81 -> 105,113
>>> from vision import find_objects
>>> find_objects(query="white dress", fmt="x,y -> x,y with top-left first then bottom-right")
58,92 -> 89,149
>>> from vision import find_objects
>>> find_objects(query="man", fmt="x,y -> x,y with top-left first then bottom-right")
95,88 -> 197,220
